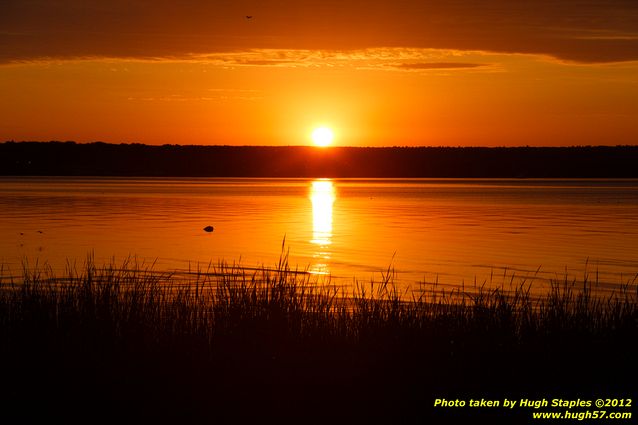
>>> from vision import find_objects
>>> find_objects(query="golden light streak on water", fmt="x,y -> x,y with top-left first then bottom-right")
309,179 -> 335,275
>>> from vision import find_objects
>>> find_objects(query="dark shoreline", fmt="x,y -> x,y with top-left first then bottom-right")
2,141 -> 638,178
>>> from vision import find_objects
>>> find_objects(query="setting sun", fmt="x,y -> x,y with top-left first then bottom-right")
311,127 -> 334,147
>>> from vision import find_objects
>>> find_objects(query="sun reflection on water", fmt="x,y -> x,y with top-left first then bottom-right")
309,179 -> 335,275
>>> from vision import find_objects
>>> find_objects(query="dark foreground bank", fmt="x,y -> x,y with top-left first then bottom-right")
1,258 -> 636,424
2,141 -> 638,177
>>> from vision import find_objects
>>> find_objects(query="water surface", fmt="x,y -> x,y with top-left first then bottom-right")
1,177 -> 637,294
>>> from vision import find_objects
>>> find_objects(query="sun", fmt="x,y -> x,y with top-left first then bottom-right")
311,127 -> 334,147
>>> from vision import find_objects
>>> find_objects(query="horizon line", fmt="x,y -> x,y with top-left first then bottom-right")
3,140 -> 638,149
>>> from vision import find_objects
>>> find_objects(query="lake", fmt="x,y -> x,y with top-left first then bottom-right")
1,177 -> 637,295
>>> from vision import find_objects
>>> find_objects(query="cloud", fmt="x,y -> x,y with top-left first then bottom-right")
1,0 -> 638,63
186,48 -> 496,72
233,59 -> 297,66
393,62 -> 486,70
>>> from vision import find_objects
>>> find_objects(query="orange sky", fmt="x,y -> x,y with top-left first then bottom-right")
1,1 -> 638,146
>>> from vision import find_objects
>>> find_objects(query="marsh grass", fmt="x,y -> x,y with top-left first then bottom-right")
1,253 -> 636,424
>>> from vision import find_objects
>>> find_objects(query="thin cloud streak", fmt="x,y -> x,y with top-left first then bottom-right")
0,48 -> 504,73
393,62 -> 486,70
194,49 -> 495,71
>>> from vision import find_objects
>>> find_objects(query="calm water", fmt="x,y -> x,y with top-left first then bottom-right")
1,177 -> 638,294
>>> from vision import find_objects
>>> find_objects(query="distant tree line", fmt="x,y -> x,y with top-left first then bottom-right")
1,141 -> 637,177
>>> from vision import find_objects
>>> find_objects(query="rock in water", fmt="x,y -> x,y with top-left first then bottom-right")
203,225 -> 214,232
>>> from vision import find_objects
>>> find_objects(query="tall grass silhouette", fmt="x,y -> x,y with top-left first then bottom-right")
1,253 -> 636,423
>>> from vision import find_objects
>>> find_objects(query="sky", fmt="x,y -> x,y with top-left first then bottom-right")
1,0 -> 638,147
